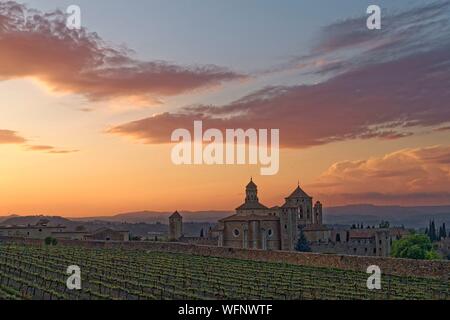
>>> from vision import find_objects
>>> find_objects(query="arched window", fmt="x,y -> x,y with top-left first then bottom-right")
336,234 -> 341,243
233,229 -> 240,237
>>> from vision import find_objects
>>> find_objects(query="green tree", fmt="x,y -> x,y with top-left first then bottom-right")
391,234 -> 440,260
438,223 -> 447,240
429,220 -> 437,242
379,220 -> 390,229
44,237 -> 52,245
295,230 -> 311,252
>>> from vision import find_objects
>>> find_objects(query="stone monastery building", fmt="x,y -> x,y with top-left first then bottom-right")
216,179 -> 323,251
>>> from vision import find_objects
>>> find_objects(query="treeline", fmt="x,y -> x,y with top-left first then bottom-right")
424,220 -> 447,242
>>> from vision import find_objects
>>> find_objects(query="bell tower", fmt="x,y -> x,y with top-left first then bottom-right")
245,178 -> 259,203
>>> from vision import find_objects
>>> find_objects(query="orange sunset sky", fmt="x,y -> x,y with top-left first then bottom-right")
1,1 -> 450,217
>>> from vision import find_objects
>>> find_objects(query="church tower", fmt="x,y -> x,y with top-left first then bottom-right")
245,178 -> 259,203
235,179 -> 269,215
314,201 -> 323,225
280,183 -> 314,250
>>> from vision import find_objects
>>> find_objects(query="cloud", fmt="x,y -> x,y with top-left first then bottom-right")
0,129 -> 26,144
25,145 -> 78,154
0,1 -> 244,104
0,129 -> 77,154
308,146 -> 450,205
109,46 -> 450,148
109,1 -> 450,148
289,1 -> 450,76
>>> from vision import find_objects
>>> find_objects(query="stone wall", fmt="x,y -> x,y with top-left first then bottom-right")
2,237 -> 449,280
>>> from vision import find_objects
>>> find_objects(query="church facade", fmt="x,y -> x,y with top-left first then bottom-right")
216,179 -> 323,251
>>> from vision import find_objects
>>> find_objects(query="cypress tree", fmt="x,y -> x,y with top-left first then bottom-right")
430,220 -> 437,242
295,230 -> 311,252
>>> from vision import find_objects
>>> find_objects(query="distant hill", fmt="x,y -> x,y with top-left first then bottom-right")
74,210 -> 233,223
2,205 -> 450,229
0,215 -> 75,227
324,204 -> 450,228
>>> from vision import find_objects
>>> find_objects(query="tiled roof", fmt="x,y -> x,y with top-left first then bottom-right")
287,185 -> 311,198
349,230 -> 376,239
303,224 -> 330,231
219,214 -> 279,222
236,201 -> 269,210
169,211 -> 182,219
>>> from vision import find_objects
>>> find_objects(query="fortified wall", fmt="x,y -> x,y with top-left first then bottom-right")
2,237 -> 449,280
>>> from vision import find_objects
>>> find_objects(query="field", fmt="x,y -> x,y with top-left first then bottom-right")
0,244 -> 448,300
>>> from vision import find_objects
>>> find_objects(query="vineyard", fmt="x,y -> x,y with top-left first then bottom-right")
0,244 -> 448,300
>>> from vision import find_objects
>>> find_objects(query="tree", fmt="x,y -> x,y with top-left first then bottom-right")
438,223 -> 447,240
295,230 -> 311,252
429,220 -> 437,242
75,225 -> 86,232
391,234 -> 441,260
44,237 -> 52,245
44,237 -> 57,246
379,220 -> 390,229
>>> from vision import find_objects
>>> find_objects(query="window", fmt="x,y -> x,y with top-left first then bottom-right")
267,229 -> 273,237
233,229 -> 240,237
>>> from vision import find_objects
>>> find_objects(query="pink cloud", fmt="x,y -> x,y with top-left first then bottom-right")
0,129 -> 26,144
0,2 -> 244,104
0,129 -> 77,154
109,46 -> 450,148
308,146 -> 450,205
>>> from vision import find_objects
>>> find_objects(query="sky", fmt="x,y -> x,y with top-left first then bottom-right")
0,0 -> 450,217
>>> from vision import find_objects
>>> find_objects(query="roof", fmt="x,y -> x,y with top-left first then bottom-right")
303,224 -> 330,231
349,230 -> 376,239
236,201 -> 268,210
92,228 -> 129,234
169,211 -> 182,219
246,179 -> 257,189
51,231 -> 89,234
286,185 -> 311,199
219,214 -> 279,222
0,225 -> 66,230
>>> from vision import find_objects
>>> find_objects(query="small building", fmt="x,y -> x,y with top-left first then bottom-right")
168,211 -> 183,241
51,231 -> 90,240
0,222 -> 66,240
437,237 -> 450,259
303,224 -> 331,243
310,227 -> 410,257
84,228 -> 130,242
